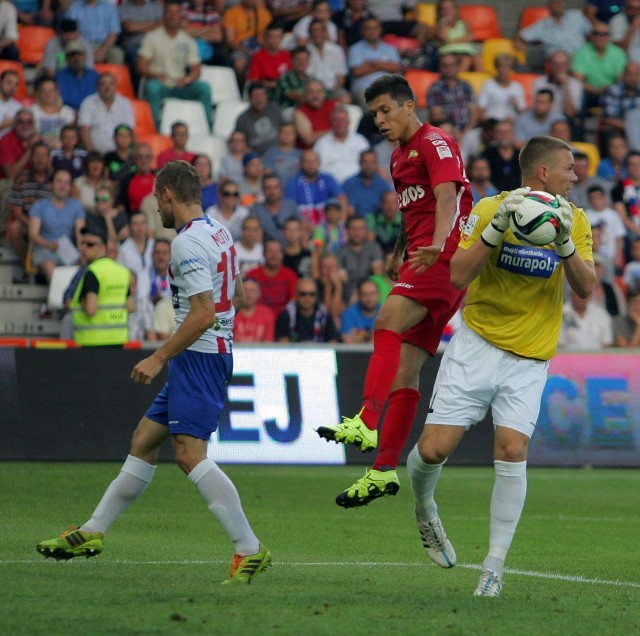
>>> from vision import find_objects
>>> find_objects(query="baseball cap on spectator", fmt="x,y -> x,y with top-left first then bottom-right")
325,198 -> 341,210
242,152 -> 261,167
65,40 -> 86,55
81,225 -> 108,245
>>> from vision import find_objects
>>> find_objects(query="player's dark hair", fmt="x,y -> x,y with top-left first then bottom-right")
155,160 -> 202,204
364,74 -> 415,106
519,136 -> 573,179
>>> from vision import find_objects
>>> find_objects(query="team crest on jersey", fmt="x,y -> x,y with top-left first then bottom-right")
497,241 -> 561,279
436,146 -> 453,159
462,213 -> 479,239
408,149 -> 419,158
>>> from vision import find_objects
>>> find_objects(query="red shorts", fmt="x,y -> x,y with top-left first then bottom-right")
388,258 -> 465,356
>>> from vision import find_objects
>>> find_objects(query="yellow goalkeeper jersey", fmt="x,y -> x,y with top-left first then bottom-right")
459,192 -> 593,361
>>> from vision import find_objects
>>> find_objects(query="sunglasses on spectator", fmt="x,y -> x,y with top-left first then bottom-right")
95,194 -> 111,202
297,291 -> 317,297
221,190 -> 239,196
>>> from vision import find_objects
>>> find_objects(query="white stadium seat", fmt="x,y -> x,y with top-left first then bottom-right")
213,99 -> 248,139
200,65 -> 242,105
344,103 -> 364,135
187,133 -> 229,178
160,98 -> 210,136
48,265 -> 80,311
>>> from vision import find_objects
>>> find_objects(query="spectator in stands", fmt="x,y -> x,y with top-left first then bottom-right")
28,168 -> 86,282
434,0 -> 481,73
78,72 -> 135,155
29,77 -> 76,149
222,0 -> 273,85
597,132 -> 629,182
235,214 -> 264,274
104,124 -> 135,186
50,124 -> 88,179
623,236 -> 640,291
337,214 -> 383,303
570,151 -> 611,209
284,148 -> 346,230
250,173 -> 298,244
266,0 -> 310,34
0,0 -> 18,61
549,118 -> 574,146
312,197 -> 346,272
41,19 -> 94,78
72,150 -> 109,214
459,116 -> 497,165
314,251 -> 344,322
477,54 -> 527,123
342,149 -> 392,217
156,121 -> 197,169
610,0 -> 640,64
571,22 -> 627,115
514,89 -> 563,150
276,277 -> 339,342
306,18 -> 348,97
481,119 -> 521,192
235,82 -> 284,155
116,143 -> 155,214
600,61 -> 640,141
148,237 -> 174,340
340,278 -> 380,343
85,183 -> 129,244
585,184 -> 626,273
532,50 -> 584,138
137,1 -> 212,132
205,179 -> 249,240
293,0 -> 337,46
467,155 -> 498,205
559,289 -> 614,350
516,0 -> 592,60
613,287 -> 640,347
119,0 -> 163,89
294,79 -> 336,149
66,0 -> 124,64
366,0 -> 427,45
14,0 -> 53,26
247,21 -> 291,97
180,0 -> 226,66
334,0 -> 373,50
218,130 -> 249,184
591,227 -> 618,292
245,238 -> 298,316
0,69 -> 21,139
347,17 -> 402,108
238,151 -> 265,207
611,150 -> 640,259
427,53 -> 478,137
7,142 -> 52,272
365,189 -> 401,254
233,278 -> 275,342
191,154 -> 218,210
139,189 -> 176,241
262,122 -> 301,186
369,251 -> 395,301
273,46 -> 312,112
282,216 -> 312,277
56,41 -> 99,111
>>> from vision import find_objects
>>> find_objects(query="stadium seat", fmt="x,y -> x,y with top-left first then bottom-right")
481,38 -> 526,75
344,103 -> 363,135
404,69 -> 439,109
137,133 -> 173,168
199,65 -> 241,105
571,141 -> 600,177
160,98 -> 210,136
94,63 -> 136,99
458,5 -> 502,41
519,6 -> 550,30
511,72 -> 542,107
48,265 -> 80,311
131,99 -> 156,137
17,25 -> 56,65
186,133 -> 228,178
0,61 -> 28,98
458,71 -> 491,96
382,34 -> 422,53
416,3 -> 437,27
212,99 -> 248,139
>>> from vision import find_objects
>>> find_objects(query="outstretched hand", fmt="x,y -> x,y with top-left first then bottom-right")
408,245 -> 441,274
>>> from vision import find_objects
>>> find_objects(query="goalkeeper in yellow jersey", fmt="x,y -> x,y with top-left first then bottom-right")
407,136 -> 595,597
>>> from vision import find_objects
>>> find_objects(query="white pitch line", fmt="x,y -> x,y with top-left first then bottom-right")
10,558 -> 640,589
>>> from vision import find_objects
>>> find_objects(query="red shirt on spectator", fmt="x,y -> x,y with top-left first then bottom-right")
156,149 -> 197,170
127,172 -> 155,212
0,130 -> 30,179
234,303 -> 275,342
247,49 -> 291,83
296,98 -> 336,149
245,264 -> 298,316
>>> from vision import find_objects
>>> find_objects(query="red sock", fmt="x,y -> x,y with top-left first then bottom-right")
373,388 -> 420,470
360,329 -> 402,429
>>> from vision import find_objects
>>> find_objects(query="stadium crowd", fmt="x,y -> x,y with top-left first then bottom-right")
1,0 -> 640,348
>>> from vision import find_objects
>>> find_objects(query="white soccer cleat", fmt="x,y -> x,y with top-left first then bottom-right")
473,568 -> 503,597
416,513 -> 456,568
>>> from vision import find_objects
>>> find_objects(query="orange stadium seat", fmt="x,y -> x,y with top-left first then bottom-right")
458,71 -> 491,96
511,72 -> 542,107
94,63 -> 136,99
520,6 -> 550,30
481,38 -> 526,75
382,34 -> 422,53
0,61 -> 28,98
405,69 -> 439,109
131,99 -> 156,137
137,133 -> 172,169
17,25 -> 56,65
458,5 -> 502,41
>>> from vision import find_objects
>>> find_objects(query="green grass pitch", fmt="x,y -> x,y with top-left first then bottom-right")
1,463 -> 639,635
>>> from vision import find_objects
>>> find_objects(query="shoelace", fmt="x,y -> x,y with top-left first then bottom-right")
419,519 -> 448,549
477,569 -> 501,593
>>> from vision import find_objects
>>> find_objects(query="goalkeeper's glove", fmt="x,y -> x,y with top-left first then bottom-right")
481,187 -> 531,247
553,194 -> 575,259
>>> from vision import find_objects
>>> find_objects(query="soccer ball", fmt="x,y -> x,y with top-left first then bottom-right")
509,191 -> 562,246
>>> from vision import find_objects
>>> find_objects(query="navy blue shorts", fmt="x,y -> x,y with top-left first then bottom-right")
145,349 -> 233,440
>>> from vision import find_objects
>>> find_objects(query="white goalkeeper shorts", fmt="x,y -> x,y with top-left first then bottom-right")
426,323 -> 550,438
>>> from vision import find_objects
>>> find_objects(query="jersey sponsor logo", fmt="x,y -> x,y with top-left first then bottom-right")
497,241 -> 561,278
179,257 -> 203,267
408,149 -> 419,158
462,213 -> 479,239
394,281 -> 414,289
397,184 -> 425,207
436,145 -> 453,159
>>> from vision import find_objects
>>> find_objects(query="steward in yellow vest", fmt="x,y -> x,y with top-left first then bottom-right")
71,227 -> 134,346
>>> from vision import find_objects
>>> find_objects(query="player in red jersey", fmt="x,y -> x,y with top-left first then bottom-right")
317,74 -> 473,510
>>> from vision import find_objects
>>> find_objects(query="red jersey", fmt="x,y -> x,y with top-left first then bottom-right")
156,149 -> 197,169
234,303 -> 275,342
390,123 -> 472,259
248,49 -> 291,83
244,264 -> 298,316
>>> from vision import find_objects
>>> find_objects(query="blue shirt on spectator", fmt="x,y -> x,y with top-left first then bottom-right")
347,40 -> 401,93
29,196 -> 85,241
55,67 -> 99,111
66,0 -> 122,45
342,171 -> 392,217
284,172 -> 342,228
340,302 -> 380,341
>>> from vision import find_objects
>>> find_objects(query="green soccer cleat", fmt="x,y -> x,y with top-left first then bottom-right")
316,409 -> 378,452
335,468 -> 400,508
221,543 -> 272,585
36,527 -> 104,560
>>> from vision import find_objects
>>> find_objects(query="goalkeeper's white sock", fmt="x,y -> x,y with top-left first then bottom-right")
188,459 -> 259,556
81,455 -> 156,534
407,445 -> 444,522
483,460 -> 527,579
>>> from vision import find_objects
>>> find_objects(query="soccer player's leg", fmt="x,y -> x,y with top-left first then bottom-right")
316,294 -> 427,451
